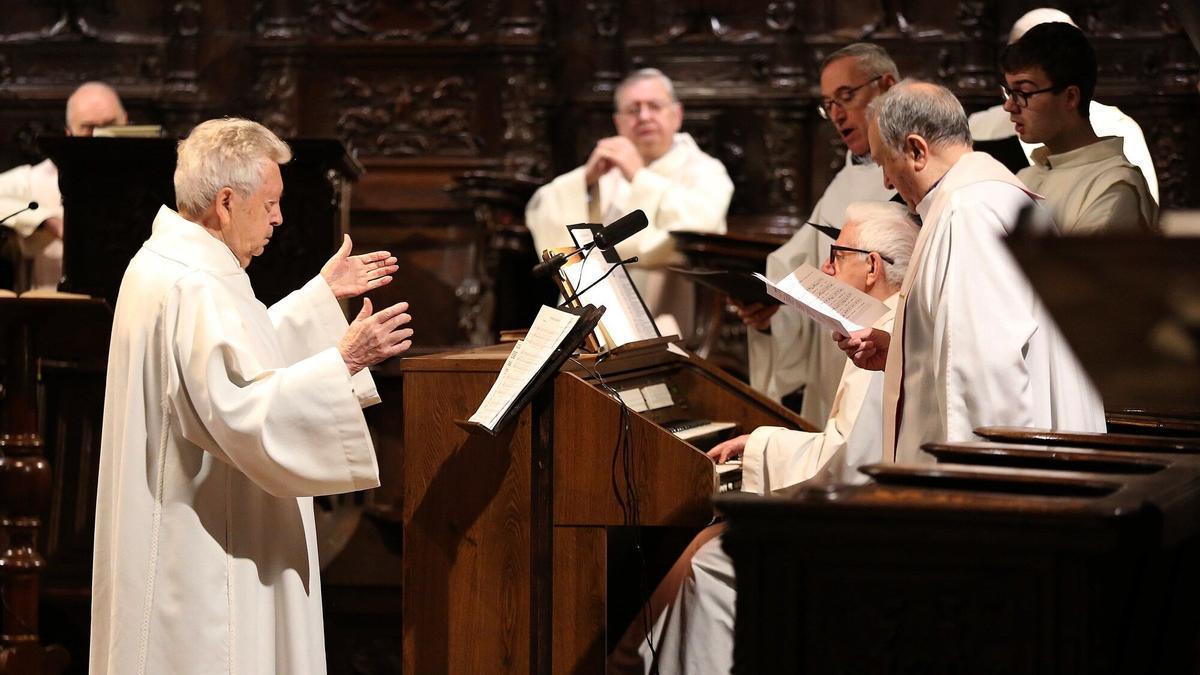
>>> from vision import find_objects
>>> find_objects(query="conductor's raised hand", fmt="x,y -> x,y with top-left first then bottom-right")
339,299 -> 413,375
321,234 -> 399,300
833,327 -> 890,372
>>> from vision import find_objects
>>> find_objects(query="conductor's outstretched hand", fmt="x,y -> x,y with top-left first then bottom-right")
339,299 -> 413,374
322,234 -> 399,300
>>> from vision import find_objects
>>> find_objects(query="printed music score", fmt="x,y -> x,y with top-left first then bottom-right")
754,263 -> 888,334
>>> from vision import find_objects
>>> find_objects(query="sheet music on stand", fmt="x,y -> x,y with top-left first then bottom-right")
458,303 -> 605,435
550,226 -> 660,352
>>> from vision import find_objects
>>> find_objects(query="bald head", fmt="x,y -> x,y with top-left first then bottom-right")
1009,8 -> 1077,44
66,82 -> 127,136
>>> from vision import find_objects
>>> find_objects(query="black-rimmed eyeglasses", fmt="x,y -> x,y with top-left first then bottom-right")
817,76 -> 884,120
999,82 -> 1064,109
829,243 -> 895,267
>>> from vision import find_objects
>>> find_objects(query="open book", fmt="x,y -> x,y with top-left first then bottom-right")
549,243 -> 660,352
461,304 -> 604,435
756,263 -> 888,334
668,267 -> 782,307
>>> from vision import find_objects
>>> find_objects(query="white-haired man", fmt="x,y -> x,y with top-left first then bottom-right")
611,201 -> 918,675
0,81 -> 128,290
968,8 -> 1158,202
90,118 -> 411,674
525,68 -> 732,329
738,43 -> 899,426
839,80 -> 1106,465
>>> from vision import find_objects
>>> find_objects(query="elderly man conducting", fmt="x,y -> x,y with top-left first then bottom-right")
738,43 -> 898,424
611,202 -> 918,675
838,80 -> 1106,465
0,81 -> 127,290
90,118 -> 412,674
525,68 -> 732,330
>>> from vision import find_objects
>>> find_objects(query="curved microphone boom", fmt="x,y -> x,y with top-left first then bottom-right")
0,201 -> 38,226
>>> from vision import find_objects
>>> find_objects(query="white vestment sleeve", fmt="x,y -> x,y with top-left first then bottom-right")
168,279 -> 380,498
0,162 -> 60,237
267,275 -> 380,407
525,166 -> 590,256
609,158 -> 733,264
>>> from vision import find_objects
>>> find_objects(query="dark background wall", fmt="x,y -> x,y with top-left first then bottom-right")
2,0 -> 1198,351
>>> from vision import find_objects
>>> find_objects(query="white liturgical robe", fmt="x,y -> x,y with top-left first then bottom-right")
968,100 -> 1159,202
524,132 -> 732,327
611,297 -> 896,675
90,206 -> 382,675
0,158 -> 64,290
748,152 -> 895,424
883,153 -> 1107,464
742,293 -> 896,493
1017,136 -> 1157,234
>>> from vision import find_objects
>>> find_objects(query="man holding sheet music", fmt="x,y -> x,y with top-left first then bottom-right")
739,44 -> 899,425
836,80 -> 1106,465
610,202 -> 918,675
524,68 -> 733,332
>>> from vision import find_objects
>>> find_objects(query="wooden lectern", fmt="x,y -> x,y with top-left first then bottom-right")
400,343 -> 810,673
40,137 -> 362,306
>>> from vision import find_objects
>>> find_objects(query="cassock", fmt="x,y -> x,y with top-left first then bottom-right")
611,296 -> 897,674
883,152 -> 1107,464
1017,137 -> 1157,234
524,132 -> 732,329
748,152 -> 894,423
968,101 -> 1159,202
0,158 -> 63,290
742,293 -> 895,492
90,206 -> 381,675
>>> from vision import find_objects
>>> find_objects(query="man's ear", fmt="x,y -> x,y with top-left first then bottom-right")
215,187 -> 235,226
865,252 -> 883,288
878,73 -> 897,91
906,134 -> 929,171
1062,84 -> 1083,116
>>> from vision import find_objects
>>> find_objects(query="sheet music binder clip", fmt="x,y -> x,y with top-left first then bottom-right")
454,304 -> 606,437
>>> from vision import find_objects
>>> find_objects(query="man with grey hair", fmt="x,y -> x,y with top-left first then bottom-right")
739,43 -> 899,428
836,79 -> 1106,466
525,68 -> 732,329
0,81 -> 129,290
611,200 -> 917,675
968,7 -> 1157,200
91,117 -> 412,674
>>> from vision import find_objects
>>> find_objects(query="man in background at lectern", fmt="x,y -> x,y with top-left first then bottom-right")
91,118 -> 412,674
0,81 -> 128,291
737,43 -> 898,425
525,68 -> 733,333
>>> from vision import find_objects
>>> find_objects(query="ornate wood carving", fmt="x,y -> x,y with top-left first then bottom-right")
308,0 -> 476,42
334,75 -> 482,157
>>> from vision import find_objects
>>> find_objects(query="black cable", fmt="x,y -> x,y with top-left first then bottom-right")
568,355 -> 658,666
557,254 -> 627,308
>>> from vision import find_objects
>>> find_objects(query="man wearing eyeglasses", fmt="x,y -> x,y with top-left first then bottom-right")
836,79 -> 1106,467
740,43 -> 898,427
1001,22 -> 1156,234
968,8 -> 1158,202
525,68 -> 733,329
611,203 -> 918,675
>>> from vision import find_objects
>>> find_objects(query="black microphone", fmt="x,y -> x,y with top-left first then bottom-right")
591,210 -> 648,263
532,252 -> 569,278
0,201 -> 38,226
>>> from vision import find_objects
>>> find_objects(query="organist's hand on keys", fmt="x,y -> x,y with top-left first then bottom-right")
708,434 -> 751,464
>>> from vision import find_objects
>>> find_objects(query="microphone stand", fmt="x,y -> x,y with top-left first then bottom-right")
557,255 -> 639,308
